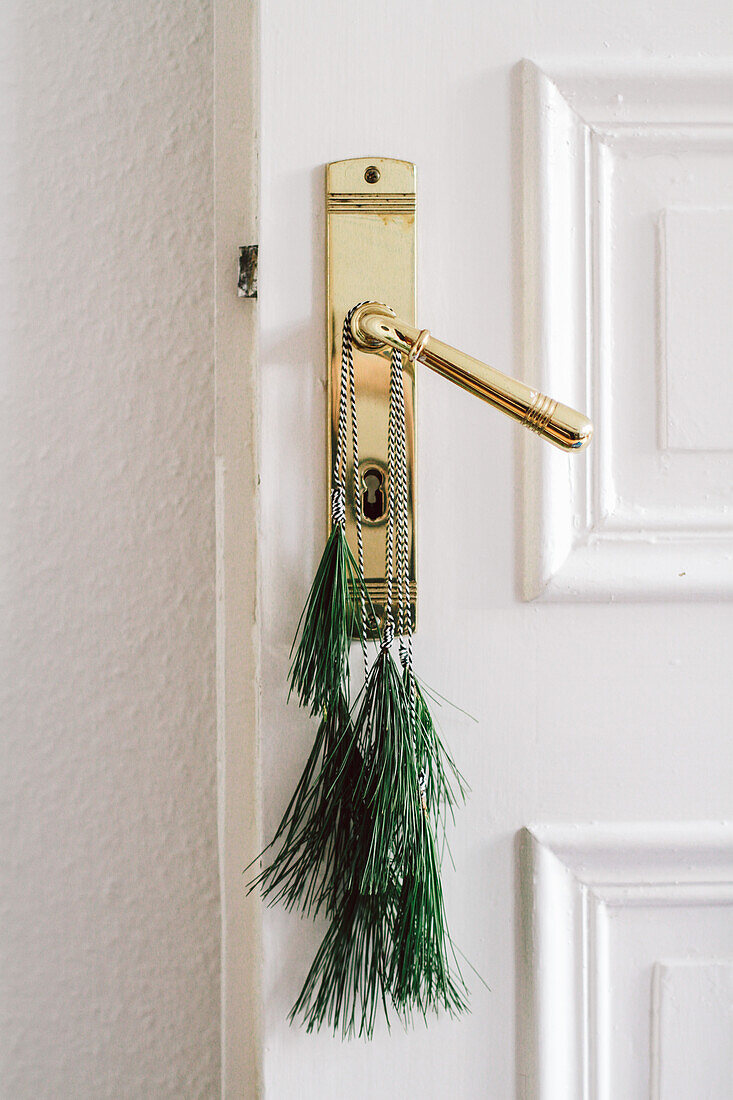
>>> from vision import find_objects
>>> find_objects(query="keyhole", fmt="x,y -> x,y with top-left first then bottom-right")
361,466 -> 386,522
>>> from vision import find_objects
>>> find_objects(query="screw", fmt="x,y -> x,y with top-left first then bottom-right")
364,166 -> 380,184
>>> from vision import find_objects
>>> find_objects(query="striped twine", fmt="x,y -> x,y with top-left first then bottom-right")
343,310 -> 369,677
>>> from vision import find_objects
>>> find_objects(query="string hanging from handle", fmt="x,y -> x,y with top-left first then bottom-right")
251,307 -> 472,1039
382,346 -> 468,1018
346,309 -> 371,680
292,337 -> 470,1036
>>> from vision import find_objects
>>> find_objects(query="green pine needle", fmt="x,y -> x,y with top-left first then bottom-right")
288,524 -> 367,716
389,810 -> 469,1019
247,691 -> 364,918
252,521 -> 475,1038
348,649 -> 421,895
388,673 -> 469,1017
248,522 -> 377,918
411,675 -> 468,833
287,647 -> 469,1036
289,886 -> 397,1039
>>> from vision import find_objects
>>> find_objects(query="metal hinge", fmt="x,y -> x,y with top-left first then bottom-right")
238,245 -> 258,298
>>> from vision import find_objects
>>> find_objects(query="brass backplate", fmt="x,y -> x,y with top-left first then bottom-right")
326,157 -> 416,634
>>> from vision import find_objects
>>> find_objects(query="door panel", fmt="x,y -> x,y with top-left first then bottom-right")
523,63 -> 733,601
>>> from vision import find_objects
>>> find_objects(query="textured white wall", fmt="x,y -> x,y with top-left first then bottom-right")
2,3 -> 219,1097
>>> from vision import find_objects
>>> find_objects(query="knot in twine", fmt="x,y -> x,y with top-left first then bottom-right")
331,486 -> 346,525
381,615 -> 395,651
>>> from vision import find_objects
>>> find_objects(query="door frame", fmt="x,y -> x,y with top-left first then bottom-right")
214,1 -> 262,1096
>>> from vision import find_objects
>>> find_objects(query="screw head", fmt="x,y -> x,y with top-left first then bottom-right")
364,166 -> 380,184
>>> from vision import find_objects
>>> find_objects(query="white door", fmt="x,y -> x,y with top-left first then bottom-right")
237,2 -> 733,1096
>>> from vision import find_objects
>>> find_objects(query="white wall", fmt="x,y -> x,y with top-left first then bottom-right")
2,3 -> 219,1096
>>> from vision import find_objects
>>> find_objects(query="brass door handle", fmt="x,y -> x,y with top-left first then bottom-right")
350,301 -> 593,453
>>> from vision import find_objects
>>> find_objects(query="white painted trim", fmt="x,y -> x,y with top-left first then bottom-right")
518,822 -> 733,1099
214,1 -> 262,1096
520,61 -> 733,601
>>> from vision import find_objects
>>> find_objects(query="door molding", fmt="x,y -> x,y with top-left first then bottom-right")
518,822 -> 733,1099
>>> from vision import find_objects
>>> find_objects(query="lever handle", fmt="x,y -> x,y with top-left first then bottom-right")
351,302 -> 592,453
